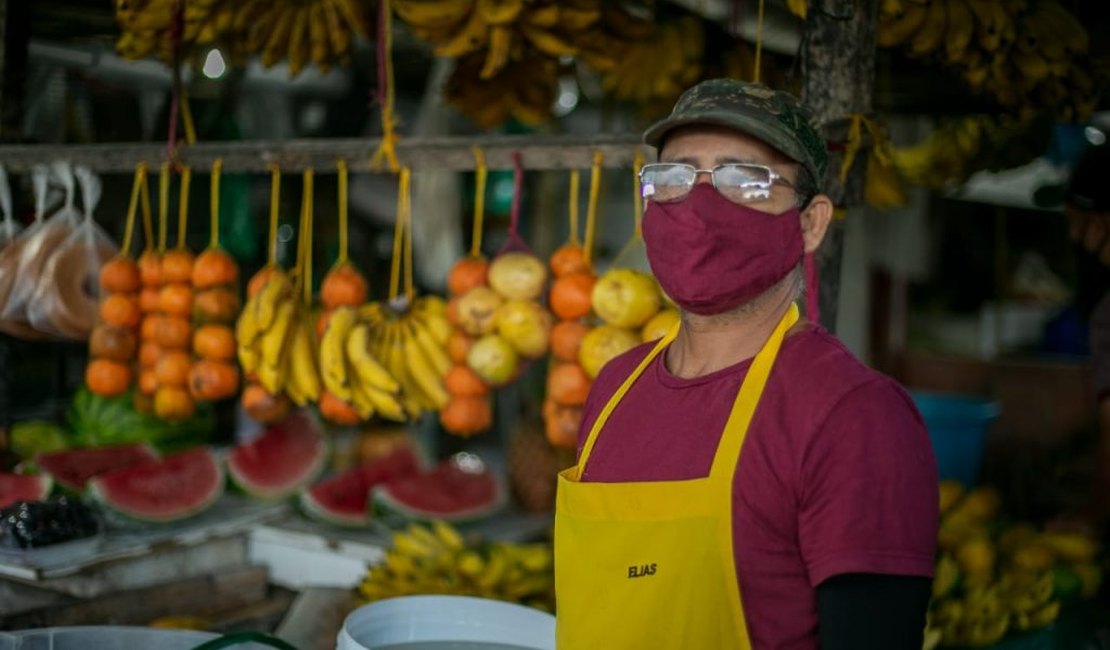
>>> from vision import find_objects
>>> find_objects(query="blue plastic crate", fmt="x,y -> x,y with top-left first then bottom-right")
912,392 -> 1000,487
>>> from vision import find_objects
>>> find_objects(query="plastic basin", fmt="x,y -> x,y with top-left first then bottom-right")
912,391 -> 1000,486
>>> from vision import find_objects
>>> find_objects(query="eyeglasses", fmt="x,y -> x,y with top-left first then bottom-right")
639,163 -> 796,204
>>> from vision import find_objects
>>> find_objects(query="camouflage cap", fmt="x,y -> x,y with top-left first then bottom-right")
643,79 -> 828,188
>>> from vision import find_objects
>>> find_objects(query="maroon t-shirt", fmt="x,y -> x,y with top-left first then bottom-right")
576,323 -> 939,649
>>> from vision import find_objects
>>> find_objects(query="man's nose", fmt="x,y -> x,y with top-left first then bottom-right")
693,169 -> 713,185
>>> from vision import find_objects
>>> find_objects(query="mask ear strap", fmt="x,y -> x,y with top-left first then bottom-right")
804,251 -> 820,326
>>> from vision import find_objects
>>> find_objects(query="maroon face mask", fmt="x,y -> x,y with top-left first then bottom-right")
643,184 -> 805,316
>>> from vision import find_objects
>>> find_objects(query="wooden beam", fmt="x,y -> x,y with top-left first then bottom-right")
0,134 -> 651,174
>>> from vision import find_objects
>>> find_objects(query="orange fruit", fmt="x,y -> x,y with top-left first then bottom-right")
155,351 -> 192,387
446,297 -> 461,327
242,383 -> 291,424
193,324 -> 236,361
447,257 -> 489,297
90,325 -> 137,362
159,284 -> 194,317
192,248 -> 238,289
543,399 -> 582,449
154,386 -> 195,422
439,396 -> 492,437
315,310 -> 333,341
320,262 -> 369,310
139,287 -> 161,313
548,362 -> 591,407
140,315 -> 162,341
161,250 -> 195,284
138,250 -> 162,286
99,257 -> 141,294
550,272 -> 596,320
86,359 -> 132,397
446,330 -> 473,364
139,341 -> 162,368
188,360 -> 240,401
319,391 -> 361,426
100,294 -> 142,329
139,369 -> 159,395
194,288 -> 240,322
444,364 -> 488,398
550,244 -> 589,278
551,321 -> 590,362
247,266 -> 281,299
155,316 -> 192,349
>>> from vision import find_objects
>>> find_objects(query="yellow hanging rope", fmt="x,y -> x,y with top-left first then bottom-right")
632,151 -> 645,238
268,164 -> 281,266
209,158 -> 222,249
302,169 -> 314,305
753,0 -> 766,83
176,166 -> 191,249
139,165 -> 154,251
403,168 -> 414,300
568,169 -> 581,246
337,159 -> 349,265
158,162 -> 170,253
470,147 -> 487,258
180,88 -> 197,146
389,170 -> 409,301
122,163 -> 147,258
371,1 -> 400,172
583,151 -> 603,266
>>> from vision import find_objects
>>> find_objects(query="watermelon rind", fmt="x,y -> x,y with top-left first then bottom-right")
89,448 -> 224,524
227,412 -> 328,500
371,453 -> 507,523
37,444 -> 159,494
0,473 -> 53,509
300,490 -> 369,528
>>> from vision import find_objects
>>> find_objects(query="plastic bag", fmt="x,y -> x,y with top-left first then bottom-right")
0,166 -> 53,339
28,166 -> 116,340
0,165 -> 19,250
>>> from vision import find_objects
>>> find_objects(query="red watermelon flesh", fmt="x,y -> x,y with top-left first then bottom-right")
228,410 -> 327,500
301,446 -> 421,527
0,473 -> 52,509
37,444 -> 158,492
372,453 -> 505,522
90,447 -> 223,523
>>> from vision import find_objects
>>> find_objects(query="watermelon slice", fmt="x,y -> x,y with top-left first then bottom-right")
0,472 -> 52,509
301,446 -> 422,526
228,410 -> 327,500
37,444 -> 158,492
90,447 -> 223,523
372,452 -> 505,522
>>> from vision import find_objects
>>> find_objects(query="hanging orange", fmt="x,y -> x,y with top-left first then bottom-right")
321,263 -> 369,310
439,396 -> 492,437
140,316 -> 162,341
90,325 -> 137,362
445,364 -> 488,398
194,288 -> 240,322
154,386 -> 196,421
548,362 -> 591,407
447,257 -> 489,297
139,369 -> 159,395
192,248 -> 239,289
188,360 -> 240,401
550,272 -> 596,320
139,341 -> 161,367
139,287 -> 161,312
446,330 -> 473,364
161,250 -> 195,284
446,297 -> 461,326
159,284 -> 194,317
138,250 -> 162,286
99,257 -> 141,294
242,383 -> 292,424
155,351 -> 192,387
155,316 -> 192,349
86,359 -> 132,397
551,321 -> 590,362
193,324 -> 236,361
247,265 -> 281,299
550,244 -> 589,278
319,391 -> 362,426
100,294 -> 142,329
543,399 -> 581,449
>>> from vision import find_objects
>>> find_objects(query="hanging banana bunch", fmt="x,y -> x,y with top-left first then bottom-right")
596,15 -> 704,112
445,52 -> 562,129
114,0 -> 368,77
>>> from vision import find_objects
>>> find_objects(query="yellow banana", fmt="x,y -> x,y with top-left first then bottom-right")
477,0 -> 524,24
287,7 -> 311,77
287,319 -> 321,405
261,5 -> 296,68
320,306 -> 357,402
409,319 -> 451,376
481,25 -> 513,79
332,0 -> 368,37
349,378 -> 377,420
521,25 -> 578,57
322,0 -> 351,60
944,0 -> 974,63
363,383 -> 409,422
432,520 -> 464,551
403,325 -> 450,409
433,10 -> 490,58
254,273 -> 291,335
346,323 -> 403,394
258,301 -> 296,394
786,0 -> 808,19
908,0 -> 948,57
966,0 -> 1010,52
526,4 -> 559,28
308,4 -> 331,69
394,0 -> 473,29
557,4 -> 600,31
877,2 -> 927,47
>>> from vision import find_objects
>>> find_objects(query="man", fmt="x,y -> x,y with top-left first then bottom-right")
554,79 -> 938,649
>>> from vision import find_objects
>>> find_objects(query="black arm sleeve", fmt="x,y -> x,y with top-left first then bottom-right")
816,573 -> 932,650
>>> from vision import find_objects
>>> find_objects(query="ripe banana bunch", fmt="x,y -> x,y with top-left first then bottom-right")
393,0 -> 600,80
236,270 -> 322,406
598,16 -> 703,111
318,306 -> 407,423
358,521 -> 555,612
356,296 -> 453,420
446,52 -> 561,129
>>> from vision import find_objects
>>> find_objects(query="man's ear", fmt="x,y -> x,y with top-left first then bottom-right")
800,194 -> 834,254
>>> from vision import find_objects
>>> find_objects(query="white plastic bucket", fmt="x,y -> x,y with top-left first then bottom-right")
337,596 -> 555,650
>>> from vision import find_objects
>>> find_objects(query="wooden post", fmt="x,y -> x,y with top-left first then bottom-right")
800,0 -> 879,332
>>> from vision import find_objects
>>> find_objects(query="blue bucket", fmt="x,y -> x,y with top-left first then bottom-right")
911,392 -> 1000,487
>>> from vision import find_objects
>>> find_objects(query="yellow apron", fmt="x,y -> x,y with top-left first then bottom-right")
554,304 -> 800,649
